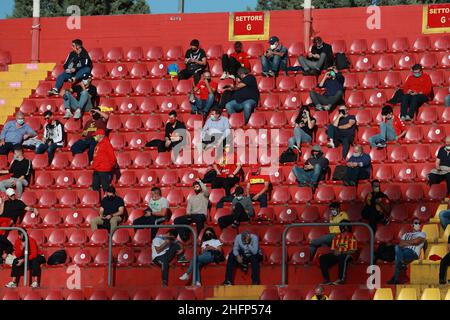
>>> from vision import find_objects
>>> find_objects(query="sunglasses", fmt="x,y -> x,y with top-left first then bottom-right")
413,222 -> 420,225
44,117 -> 51,120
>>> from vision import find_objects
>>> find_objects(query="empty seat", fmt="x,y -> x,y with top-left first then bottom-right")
106,47 -> 124,62
146,46 -> 163,61
370,38 -> 388,53
154,79 -> 174,95
297,76 -> 317,91
397,288 -> 417,300
395,53 -> 416,70
109,63 -> 129,79
373,288 -> 393,300
130,63 -> 149,79
246,43 -> 264,58
421,288 -> 441,300
381,71 -> 402,88
260,288 -> 280,300
390,37 -> 409,53
73,249 -> 92,266
412,36 -> 431,52
352,55 -> 372,72
374,54 -> 394,71
276,76 -> 296,92
126,47 -> 144,61
420,52 -> 438,69
89,229 -> 109,247
331,40 -> 346,54
165,46 -> 183,61
206,44 -> 223,59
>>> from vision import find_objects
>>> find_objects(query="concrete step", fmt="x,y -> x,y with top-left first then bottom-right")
7,63 -> 55,73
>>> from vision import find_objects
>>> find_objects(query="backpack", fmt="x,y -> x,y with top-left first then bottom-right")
47,250 -> 67,265
279,148 -> 298,164
167,63 -> 179,78
335,53 -> 350,70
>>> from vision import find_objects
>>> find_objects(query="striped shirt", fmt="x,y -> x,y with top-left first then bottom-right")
401,231 -> 426,257
331,232 -> 357,254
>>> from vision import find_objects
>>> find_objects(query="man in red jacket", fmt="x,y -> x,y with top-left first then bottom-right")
5,232 -> 45,288
368,105 -> 406,148
221,41 -> 251,80
92,128 -> 116,199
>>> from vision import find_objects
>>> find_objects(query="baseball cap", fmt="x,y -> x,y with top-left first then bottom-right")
268,36 -> 279,45
82,73 -> 93,80
6,188 -> 15,197
95,128 -> 106,136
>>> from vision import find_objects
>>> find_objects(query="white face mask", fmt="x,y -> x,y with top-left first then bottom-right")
270,44 -> 277,50
413,223 -> 421,231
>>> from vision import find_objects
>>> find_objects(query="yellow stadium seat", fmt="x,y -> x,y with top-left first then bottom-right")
421,288 -> 441,300
397,287 -> 417,300
442,225 -> 450,243
445,289 -> 450,300
427,244 -> 449,260
422,224 -> 440,243
373,288 -> 393,300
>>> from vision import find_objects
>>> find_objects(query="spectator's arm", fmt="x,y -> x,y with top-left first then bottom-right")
197,57 -> 207,66
154,239 -> 171,254
338,119 -> 356,130
232,164 -> 242,176
233,236 -> 240,256
113,206 -> 125,217
250,235 -> 259,255
25,125 -> 37,138
198,180 -> 209,197
436,158 -> 441,170
254,181 -> 269,199
99,207 -> 104,217
97,110 -> 109,120
153,207 -> 168,217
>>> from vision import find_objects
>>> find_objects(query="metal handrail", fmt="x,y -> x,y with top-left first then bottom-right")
108,224 -> 197,286
281,222 -> 374,286
1,227 -> 29,286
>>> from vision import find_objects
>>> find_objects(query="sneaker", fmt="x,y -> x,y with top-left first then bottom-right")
195,281 -> 202,287
400,116 -> 406,121
64,109 -> 73,119
73,109 -> 82,120
267,70 -> 275,77
333,279 -> 344,285
30,281 -> 39,288
177,255 -> 189,263
327,140 -> 335,148
292,145 -> 301,153
404,115 -> 412,121
323,105 -> 332,111
48,88 -> 59,96
68,77 -> 76,83
220,72 -> 228,80
376,141 -> 387,148
320,280 -> 332,285
315,104 -> 324,111
223,280 -> 232,286
228,74 -> 236,80
5,281 -> 17,288
179,273 -> 190,281
261,71 -> 269,77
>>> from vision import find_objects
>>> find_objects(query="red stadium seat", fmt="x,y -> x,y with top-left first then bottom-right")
387,145 -> 408,163
117,171 -> 137,187
384,184 -> 402,202
132,229 -> 151,247
45,291 -> 64,300
278,207 -> 298,224
66,291 -> 85,300
349,39 -> 367,54
390,37 -> 409,53
106,47 -> 124,62
258,77 -> 275,92
33,81 -> 53,98
70,153 -> 89,170
314,186 -> 335,203
381,71 -> 402,88
75,171 -> 93,188
431,88 -> 448,105
336,186 -> 357,202
79,190 -> 99,207
165,46 -> 183,61
370,38 -> 388,54
424,126 -> 446,143
416,107 -> 437,124
89,229 -> 109,247
130,63 -> 149,79
343,73 -> 359,90
246,43 -> 264,58
329,289 -> 349,300
175,79 -> 193,95
412,36 -> 431,52
282,93 -> 301,110
118,98 -> 137,114
154,79 -> 174,95
288,42 -> 304,57
276,76 -> 296,92
37,191 -> 58,208
111,291 -> 131,301
96,80 -> 114,96
89,291 -> 109,301
346,91 -> 366,108
20,100 -> 37,114
123,115 -> 143,131
62,209 -> 84,227
206,44 -> 223,59
373,165 -> 393,182
68,229 -> 88,247
114,80 -> 133,96
146,46 -> 163,61
297,76 -> 317,91
395,53 -> 416,70
395,165 -> 416,182
47,229 -> 67,247
331,40 -> 346,54
73,249 -> 92,266
432,35 -> 449,51
251,59 -> 262,75
58,190 -> 78,208
91,63 -> 108,79
138,97 -> 158,113
150,62 -> 167,78
404,184 -> 424,202
228,113 -> 245,129
126,47 -> 144,62
49,64 -> 64,80
352,55 -> 372,72
300,206 -> 320,222
419,52 -> 438,69
271,187 -> 291,204
260,288 -> 280,300
404,126 -> 423,144
360,73 -> 380,89
428,184 -> 447,201
260,94 -> 281,110
89,48 -> 104,62
374,55 -> 395,71
109,63 -> 129,79
117,248 -> 135,266
112,229 -> 131,246
35,171 -> 53,189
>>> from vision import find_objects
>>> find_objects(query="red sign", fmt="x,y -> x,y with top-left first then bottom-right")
229,11 -> 269,41
423,4 -> 450,33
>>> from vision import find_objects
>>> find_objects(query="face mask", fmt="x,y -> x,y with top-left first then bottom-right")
373,186 -> 380,193
270,44 -> 277,50
194,189 -> 201,194
445,145 -> 450,151
339,110 -> 346,115
413,223 -> 421,231
353,151 -> 362,157
236,196 -> 243,200
82,79 -> 89,86
169,118 -> 176,124
17,119 -> 24,125
329,71 -> 336,77
46,119 -> 52,125
331,209 -> 338,216
210,115 -> 216,121
413,72 -> 421,78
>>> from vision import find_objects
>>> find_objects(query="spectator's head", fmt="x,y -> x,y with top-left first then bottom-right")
190,39 -> 200,51
314,285 -> 325,297
268,36 -> 280,50
327,66 -> 338,79
13,145 -> 24,160
18,231 -> 26,242
311,145 -> 322,157
210,107 -> 222,121
234,186 -> 244,198
105,186 -> 116,199
371,179 -> 381,192
5,188 -> 16,200
193,181 -> 202,194
95,128 -> 106,141
237,67 -> 249,80
411,64 -> 423,77
329,202 -> 340,216
250,164 -> 261,175
445,135 -> 450,149
91,107 -> 101,120
412,218 -> 421,231
202,71 -> 211,81
300,105 -> 311,119
241,230 -> 252,244
15,111 -> 25,126
352,145 -> 363,156
234,41 -> 243,53
381,105 -> 394,119
202,227 -> 218,242
167,229 -> 178,239
44,110 -> 53,125
339,219 -> 352,233
72,39 -> 83,52
168,110 -> 177,124
338,105 -> 348,116
313,36 -> 324,49
151,187 -> 162,200
82,73 -> 93,86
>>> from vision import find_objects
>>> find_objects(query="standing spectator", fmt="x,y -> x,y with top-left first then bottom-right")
178,39 -> 207,85
48,39 -> 92,96
439,235 -> 450,284
310,202 -> 348,259
179,228 -> 223,286
90,186 -> 125,232
146,111 -> 187,155
361,180 -> 391,233
0,146 -> 32,199
428,136 -> 450,197
70,107 -> 109,163
0,188 -> 37,235
298,37 -> 334,75
62,73 -> 98,119
35,111 -> 65,165
260,36 -> 288,77
174,179 -> 209,242
91,129 -> 116,199
221,41 -> 251,80
223,230 -> 263,285
246,164 -> 270,208
343,145 -> 371,186
152,229 -> 187,287
133,187 -> 171,239
218,186 -> 254,229
288,106 -> 316,155
310,285 -> 329,300
0,112 -> 37,155
388,219 -> 426,284
201,108 -> 231,150
5,232 -> 46,288
368,105 -> 406,148
309,66 -> 345,111
224,68 -> 260,124
327,105 -> 357,160
189,72 -> 218,116
292,145 -> 329,190
319,221 -> 358,285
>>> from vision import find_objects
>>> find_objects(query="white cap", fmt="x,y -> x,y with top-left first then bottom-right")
5,188 -> 15,197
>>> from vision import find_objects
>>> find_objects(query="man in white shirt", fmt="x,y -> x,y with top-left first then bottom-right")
201,108 -> 231,150
388,218 -> 426,284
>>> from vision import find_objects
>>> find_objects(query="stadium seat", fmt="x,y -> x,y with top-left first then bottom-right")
416,107 -> 437,124
206,44 -> 223,59
420,52 -> 438,69
146,46 -> 163,61
386,145 -> 408,163
62,209 -> 84,227
154,79 -> 174,95
421,288 -> 441,300
45,291 -> 64,300
395,53 -> 416,70
282,93 -> 301,110
404,184 -> 424,202
375,225 -> 395,243
111,291 -> 131,301
373,288 -> 393,300
384,184 -> 402,201
89,291 -> 109,301
117,248 -> 135,266
73,249 -> 92,266
424,125 -> 446,143
96,80 -> 114,96
381,71 -> 402,88
404,126 -> 423,143
246,43 -> 264,58
276,76 -> 296,92
165,46 -> 183,61
131,229 -> 151,247
331,40 -> 346,53
370,38 -> 388,53
175,79 -> 193,95
391,37 -> 409,53
297,76 -> 317,91
91,63 -> 108,79
126,47 -> 144,61
258,77 -> 275,92
290,187 -> 313,204
374,54 -> 395,71
134,79 -> 153,96
89,47 -> 104,62
110,63 -> 129,79
278,207 -> 298,224
150,62 -> 167,78
66,291 -> 85,300
314,186 -> 335,203
346,91 -> 366,108
397,288 -> 417,300
129,63 -> 149,79
20,100 -> 37,114
106,47 -> 124,62
360,73 -> 380,89
260,288 -> 280,300
329,289 -> 349,300
47,229 -> 67,247
89,229 -> 109,247
432,35 -> 449,51
79,190 -> 99,207
271,187 -> 291,204
352,55 -> 372,72
343,73 -> 359,89
412,36 -> 431,52
112,229 -> 131,246
431,88 -> 448,105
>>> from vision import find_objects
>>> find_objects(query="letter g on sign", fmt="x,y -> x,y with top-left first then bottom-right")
246,23 -> 252,31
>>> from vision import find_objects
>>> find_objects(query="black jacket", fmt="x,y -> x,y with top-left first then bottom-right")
63,48 -> 93,70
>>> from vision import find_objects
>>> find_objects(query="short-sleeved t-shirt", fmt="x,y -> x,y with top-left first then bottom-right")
437,147 -> 450,167
248,173 -> 270,195
233,74 -> 260,104
337,115 -> 357,138
329,211 -> 349,234
83,118 -> 107,138
2,199 -> 26,223
401,231 -> 426,257
9,158 -> 32,183
196,80 -> 218,100
217,164 -> 237,178
152,236 -> 169,260
185,48 -> 207,65
295,113 -> 316,138
100,196 -> 125,216
149,197 -> 169,213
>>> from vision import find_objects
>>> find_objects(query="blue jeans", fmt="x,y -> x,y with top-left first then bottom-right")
260,55 -> 282,73
392,246 -> 418,281
445,94 -> 450,107
439,210 -> 450,230
225,99 -> 257,124
288,127 -> 312,149
191,93 -> 215,115
250,193 -> 268,208
327,125 -> 353,160
292,164 -> 322,185
368,122 -> 397,147
35,143 -> 62,164
70,136 -> 97,162
186,251 -> 215,283
64,90 -> 93,112
55,67 -> 91,91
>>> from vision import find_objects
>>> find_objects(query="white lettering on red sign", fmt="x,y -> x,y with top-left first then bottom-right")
235,15 -> 263,22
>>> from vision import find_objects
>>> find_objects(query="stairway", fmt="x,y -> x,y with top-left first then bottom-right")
206,285 -> 266,300
0,63 -> 55,123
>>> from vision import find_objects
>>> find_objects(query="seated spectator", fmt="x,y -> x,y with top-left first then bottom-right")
0,235 -> 13,264
35,111 -> 65,165
5,232 -> 46,288
361,180 -> 391,233
445,94 -> 450,107
310,285 -> 329,300
71,107 -> 109,163
0,188 -> 37,236
439,199 -> 450,230
223,230 -> 263,285
221,41 -> 251,80
343,145 -> 371,186
91,129 -> 116,199
439,235 -> 450,284
288,106 -> 316,155
189,72 -> 218,116
174,179 -> 209,242
292,145 -> 329,189
62,73 -> 98,119
201,108 -> 231,150
387,218 -> 426,284
368,105 -> 406,148
428,136 -> 450,197
133,187 -> 170,240
310,66 -> 344,111
179,227 -> 223,286
246,164 -> 270,208
178,39 -> 207,85
319,221 -> 357,285
387,64 -> 432,121
48,39 -> 92,96
224,68 -> 260,124
151,229 -> 187,287
218,186 -> 254,229
260,36 -> 288,77
90,186 -> 125,232
0,111 -> 37,155
0,146 -> 32,199
207,150 -> 242,197
327,105 -> 356,160
145,111 -> 187,156
298,36 -> 334,75
310,202 -> 348,260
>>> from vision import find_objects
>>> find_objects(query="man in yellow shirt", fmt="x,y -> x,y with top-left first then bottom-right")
309,202 -> 348,261
310,285 -> 329,300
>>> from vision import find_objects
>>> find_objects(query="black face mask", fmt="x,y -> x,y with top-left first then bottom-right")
203,233 -> 213,241
106,195 -> 115,201
194,189 -> 202,194
92,113 -> 101,120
